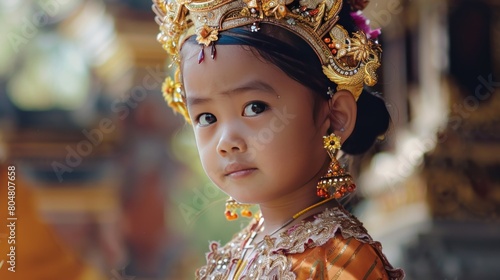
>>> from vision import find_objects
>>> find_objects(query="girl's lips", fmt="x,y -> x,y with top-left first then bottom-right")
224,163 -> 257,178
225,168 -> 257,178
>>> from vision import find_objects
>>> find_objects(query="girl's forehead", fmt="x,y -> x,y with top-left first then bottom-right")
180,41 -> 201,60
181,42 -> 254,61
181,44 -> 263,94
181,44 -> 313,103
181,44 -> 271,82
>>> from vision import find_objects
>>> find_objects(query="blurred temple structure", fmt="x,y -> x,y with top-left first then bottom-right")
1,1 -> 193,279
407,1 -> 500,279
354,0 -> 500,279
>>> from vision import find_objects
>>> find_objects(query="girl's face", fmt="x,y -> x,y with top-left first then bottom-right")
182,44 -> 330,204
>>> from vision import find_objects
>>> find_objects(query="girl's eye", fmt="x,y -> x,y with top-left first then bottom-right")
243,102 -> 269,117
197,113 -> 217,126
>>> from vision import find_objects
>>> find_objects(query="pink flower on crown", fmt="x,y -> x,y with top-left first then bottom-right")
350,10 -> 381,39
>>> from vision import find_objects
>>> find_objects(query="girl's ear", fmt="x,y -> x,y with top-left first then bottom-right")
325,90 -> 357,144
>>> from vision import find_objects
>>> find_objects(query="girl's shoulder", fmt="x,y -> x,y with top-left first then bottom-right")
241,207 -> 404,280
270,207 -> 405,279
273,207 -> 372,253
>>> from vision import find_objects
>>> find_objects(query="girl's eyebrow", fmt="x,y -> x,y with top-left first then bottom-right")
186,80 -> 277,107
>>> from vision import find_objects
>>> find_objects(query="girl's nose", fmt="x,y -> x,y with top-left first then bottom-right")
216,124 -> 248,156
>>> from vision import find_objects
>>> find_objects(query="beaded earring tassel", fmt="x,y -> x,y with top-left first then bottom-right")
225,197 -> 253,221
316,133 -> 356,199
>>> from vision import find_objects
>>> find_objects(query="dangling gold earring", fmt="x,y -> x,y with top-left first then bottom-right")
224,197 -> 253,221
316,133 -> 356,199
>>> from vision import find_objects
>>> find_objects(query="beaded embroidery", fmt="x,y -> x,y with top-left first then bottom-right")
196,207 -> 404,279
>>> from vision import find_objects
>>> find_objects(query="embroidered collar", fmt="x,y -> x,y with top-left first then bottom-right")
196,207 -> 375,279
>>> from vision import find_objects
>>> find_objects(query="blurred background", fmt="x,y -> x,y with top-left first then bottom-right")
0,0 -> 498,279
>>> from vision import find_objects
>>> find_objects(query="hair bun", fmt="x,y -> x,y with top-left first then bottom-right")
341,89 -> 390,155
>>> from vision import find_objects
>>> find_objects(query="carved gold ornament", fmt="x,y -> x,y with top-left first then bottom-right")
152,0 -> 382,121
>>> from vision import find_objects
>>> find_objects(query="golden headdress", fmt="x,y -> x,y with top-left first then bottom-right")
152,0 -> 382,122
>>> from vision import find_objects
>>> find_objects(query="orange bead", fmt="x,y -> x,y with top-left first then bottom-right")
225,210 -> 238,221
324,37 -> 332,43
241,209 -> 252,217
316,189 -> 322,196
334,191 -> 342,199
229,214 -> 238,221
317,188 -> 328,198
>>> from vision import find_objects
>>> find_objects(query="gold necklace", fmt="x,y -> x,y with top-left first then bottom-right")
232,217 -> 264,279
232,196 -> 336,279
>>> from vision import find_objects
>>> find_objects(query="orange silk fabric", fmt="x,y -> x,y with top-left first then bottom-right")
290,233 -> 390,280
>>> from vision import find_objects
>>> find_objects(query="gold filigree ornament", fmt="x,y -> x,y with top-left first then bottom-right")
152,0 -> 382,122
161,70 -> 190,121
323,26 -> 381,100
196,25 -> 219,47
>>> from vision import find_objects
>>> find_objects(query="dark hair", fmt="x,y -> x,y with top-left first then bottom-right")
184,3 -> 389,155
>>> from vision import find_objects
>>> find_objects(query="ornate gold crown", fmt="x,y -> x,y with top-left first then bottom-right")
153,0 -> 382,122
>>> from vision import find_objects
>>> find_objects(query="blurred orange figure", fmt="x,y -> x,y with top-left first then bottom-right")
0,163 -> 106,280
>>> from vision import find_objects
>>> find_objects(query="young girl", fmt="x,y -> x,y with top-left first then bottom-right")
153,0 -> 405,278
